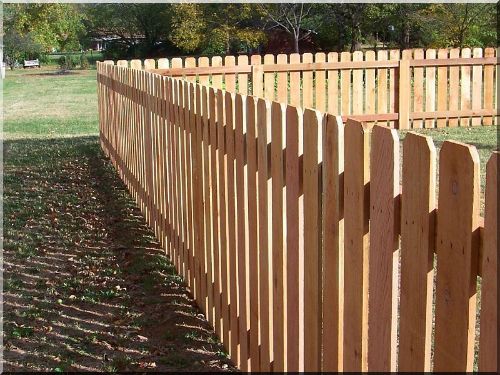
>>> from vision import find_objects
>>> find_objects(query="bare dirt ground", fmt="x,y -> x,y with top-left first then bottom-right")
2,136 -> 236,372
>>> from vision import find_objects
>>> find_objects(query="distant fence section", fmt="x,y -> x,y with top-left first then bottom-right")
97,60 -> 497,372
105,47 -> 498,129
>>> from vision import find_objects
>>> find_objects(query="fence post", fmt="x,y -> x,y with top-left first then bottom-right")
251,65 -> 264,98
398,59 -> 410,129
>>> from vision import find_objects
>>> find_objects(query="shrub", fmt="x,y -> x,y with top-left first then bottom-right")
80,54 -> 90,70
58,55 -> 76,70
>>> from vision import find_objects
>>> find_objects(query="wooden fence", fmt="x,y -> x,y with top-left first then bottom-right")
97,61 -> 497,372
105,47 -> 498,129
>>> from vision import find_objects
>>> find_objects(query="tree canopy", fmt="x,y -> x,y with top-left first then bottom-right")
3,2 -> 496,62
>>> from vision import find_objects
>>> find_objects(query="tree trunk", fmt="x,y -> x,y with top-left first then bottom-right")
294,34 -> 300,54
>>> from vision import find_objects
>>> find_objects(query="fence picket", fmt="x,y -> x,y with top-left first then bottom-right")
399,133 -> 436,372
289,54 -> 301,107
483,48 -> 495,126
367,125 -> 399,371
303,109 -> 323,371
237,55 -> 249,95
302,53 -> 314,109
377,51 -> 388,127
285,106 -> 304,372
208,88 -> 221,337
434,141 -> 480,371
257,98 -> 273,371
246,96 -> 261,371
225,56 -> 236,93
340,52 -> 351,116
198,57 -> 210,86
479,152 -> 498,372
225,92 -> 239,364
322,115 -> 344,372
271,102 -> 286,372
315,53 -> 326,112
276,54 -> 288,104
436,49 -> 448,128
413,49 -> 424,129
264,54 -> 275,101
352,52 -> 363,116
365,51 -> 376,117
424,49 -> 436,128
460,48 -> 472,127
212,56 -> 223,89
448,48 -> 460,127
327,52 -> 339,115
218,89 -> 230,351
471,48 -> 483,126
343,119 -> 371,372
235,94 -> 249,370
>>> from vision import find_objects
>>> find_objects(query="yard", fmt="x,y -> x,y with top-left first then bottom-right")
3,67 -> 234,372
2,67 -> 497,371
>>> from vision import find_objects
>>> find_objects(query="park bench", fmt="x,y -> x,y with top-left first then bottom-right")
23,59 -> 40,68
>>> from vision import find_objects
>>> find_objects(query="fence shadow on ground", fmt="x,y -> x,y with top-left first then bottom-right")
3,136 -> 234,372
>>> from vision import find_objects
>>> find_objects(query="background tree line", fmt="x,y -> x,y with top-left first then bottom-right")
4,2 -> 496,64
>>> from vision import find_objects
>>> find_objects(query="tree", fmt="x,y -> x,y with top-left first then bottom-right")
84,3 -> 175,57
259,3 -> 320,53
169,4 -> 266,55
419,3 -> 496,48
4,3 -> 85,52
4,30 -> 43,68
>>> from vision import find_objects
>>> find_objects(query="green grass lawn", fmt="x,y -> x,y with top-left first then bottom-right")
4,67 -> 99,139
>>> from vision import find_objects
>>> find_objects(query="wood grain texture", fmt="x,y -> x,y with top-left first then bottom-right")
264,54 -> 275,101
219,90 -> 230,351
276,54 -> 288,103
388,50 -> 400,128
303,108 -> 322,371
285,105 -> 304,372
245,96 -> 261,371
448,48 -> 460,127
237,55 -> 249,95
471,48 -> 483,126
211,56 -> 223,90
322,115 -> 344,372
271,101 -> 286,372
340,52 -> 351,116
460,48 -> 472,127
412,49 -> 424,129
436,49 -> 448,128
365,51 -> 376,117
482,48 -> 495,125
257,98 -> 273,371
434,141 -> 480,372
315,53 -> 326,112
208,87 -> 222,338
327,52 -> 339,115
367,125 -> 399,371
235,94 -> 248,370
352,51 -> 363,116
198,57 -> 210,86
302,53 -> 314,109
399,132 -> 436,372
343,119 -> 371,372
225,56 -> 236,93
289,54 -> 301,107
424,49 -> 436,128
377,51 -> 388,127
479,152 -> 498,372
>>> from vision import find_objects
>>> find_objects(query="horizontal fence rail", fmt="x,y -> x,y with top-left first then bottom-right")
104,47 -> 498,129
97,61 -> 498,372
